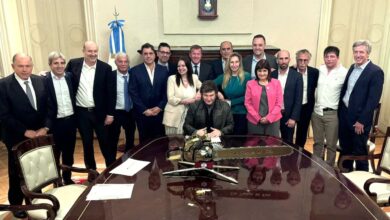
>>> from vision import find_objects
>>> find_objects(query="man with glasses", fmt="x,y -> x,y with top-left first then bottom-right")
157,42 -> 176,75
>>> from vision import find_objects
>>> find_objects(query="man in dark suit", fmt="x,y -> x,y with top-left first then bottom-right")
271,50 -> 303,144
291,49 -> 319,148
156,42 -> 177,75
0,53 -> 52,218
243,34 -> 278,79
211,41 -> 233,78
189,44 -> 213,82
45,51 -> 77,184
107,52 -> 136,161
338,40 -> 384,171
129,43 -> 168,144
65,41 -> 116,170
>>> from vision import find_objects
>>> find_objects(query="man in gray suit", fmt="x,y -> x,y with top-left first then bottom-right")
243,34 -> 278,79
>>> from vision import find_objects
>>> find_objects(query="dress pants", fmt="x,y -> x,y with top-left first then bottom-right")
52,115 -> 76,182
295,104 -> 312,148
233,114 -> 247,135
107,109 -> 136,165
135,112 -> 165,144
338,103 -> 369,171
311,111 -> 338,166
76,107 -> 111,169
7,145 -> 24,205
280,112 -> 295,144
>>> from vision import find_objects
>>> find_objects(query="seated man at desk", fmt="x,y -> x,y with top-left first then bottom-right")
183,80 -> 234,137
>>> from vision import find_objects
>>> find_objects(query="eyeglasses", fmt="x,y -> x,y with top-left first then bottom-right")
297,59 -> 309,63
158,51 -> 171,55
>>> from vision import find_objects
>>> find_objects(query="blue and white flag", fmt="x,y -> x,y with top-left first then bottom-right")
108,19 -> 126,70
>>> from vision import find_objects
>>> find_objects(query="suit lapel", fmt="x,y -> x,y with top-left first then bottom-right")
11,75 -> 31,108
30,76 -> 41,110
350,62 -> 372,97
46,73 -> 58,107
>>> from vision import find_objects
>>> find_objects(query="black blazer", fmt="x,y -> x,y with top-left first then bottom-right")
0,74 -> 52,147
129,63 -> 169,115
155,61 -> 177,76
65,58 -> 115,121
243,54 -> 278,75
291,66 -> 319,113
271,69 -> 303,121
338,61 -> 384,131
196,62 -> 213,82
44,72 -> 76,119
211,59 -> 224,79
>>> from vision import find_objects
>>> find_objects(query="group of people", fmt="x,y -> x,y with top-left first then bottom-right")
0,33 -> 384,218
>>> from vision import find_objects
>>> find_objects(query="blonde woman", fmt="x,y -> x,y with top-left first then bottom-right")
214,52 -> 251,134
163,58 -> 201,134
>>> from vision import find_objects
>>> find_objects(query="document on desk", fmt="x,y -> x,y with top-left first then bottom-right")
86,184 -> 134,201
110,158 -> 150,176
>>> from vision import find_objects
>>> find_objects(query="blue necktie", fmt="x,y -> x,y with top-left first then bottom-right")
123,75 -> 132,112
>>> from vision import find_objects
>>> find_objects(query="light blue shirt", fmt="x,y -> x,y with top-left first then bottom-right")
342,60 -> 370,107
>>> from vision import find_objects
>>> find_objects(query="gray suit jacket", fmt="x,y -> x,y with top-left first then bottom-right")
243,54 -> 278,77
183,99 -> 234,135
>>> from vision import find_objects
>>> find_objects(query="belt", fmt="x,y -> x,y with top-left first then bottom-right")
77,106 -> 95,112
323,107 -> 336,112
57,115 -> 74,120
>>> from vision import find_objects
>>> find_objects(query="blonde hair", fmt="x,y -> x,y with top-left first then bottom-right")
222,52 -> 245,89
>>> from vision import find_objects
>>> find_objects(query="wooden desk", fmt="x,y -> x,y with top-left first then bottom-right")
65,136 -> 387,219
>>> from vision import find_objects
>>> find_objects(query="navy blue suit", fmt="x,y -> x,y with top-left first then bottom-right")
211,59 -> 224,79
291,66 -> 319,147
45,72 -> 77,182
129,63 -> 168,143
271,69 -> 303,144
0,73 -> 52,205
338,61 -> 384,171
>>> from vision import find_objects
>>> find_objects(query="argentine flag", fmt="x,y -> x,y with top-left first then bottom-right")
108,19 -> 126,70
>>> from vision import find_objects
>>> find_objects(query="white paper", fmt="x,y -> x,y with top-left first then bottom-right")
110,158 -> 150,176
86,184 -> 134,201
210,136 -> 221,143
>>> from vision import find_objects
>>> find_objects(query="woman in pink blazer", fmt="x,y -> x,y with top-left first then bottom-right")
245,59 -> 283,136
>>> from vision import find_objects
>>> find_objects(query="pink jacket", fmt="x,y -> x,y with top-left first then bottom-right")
245,78 -> 283,124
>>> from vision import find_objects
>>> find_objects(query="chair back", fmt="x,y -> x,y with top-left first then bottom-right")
369,103 -> 381,143
12,135 -> 62,192
377,127 -> 390,174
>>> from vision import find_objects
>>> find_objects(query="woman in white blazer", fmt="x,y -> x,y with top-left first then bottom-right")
163,58 -> 202,134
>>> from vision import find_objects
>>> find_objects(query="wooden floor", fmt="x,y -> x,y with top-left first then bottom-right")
0,137 -> 389,219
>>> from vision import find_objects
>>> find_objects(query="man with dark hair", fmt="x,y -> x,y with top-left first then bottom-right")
311,46 -> 347,166
243,34 -> 278,79
183,80 -> 234,137
211,41 -> 233,78
157,42 -> 176,75
271,50 -> 303,144
65,40 -> 116,169
0,53 -> 52,218
129,43 -> 169,143
291,49 -> 319,148
339,40 -> 384,171
189,44 -> 213,82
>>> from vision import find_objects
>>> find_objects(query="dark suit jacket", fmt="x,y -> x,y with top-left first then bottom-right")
338,61 -> 384,131
243,54 -> 278,75
65,58 -> 115,121
271,69 -> 303,121
196,62 -> 213,82
291,66 -> 319,113
211,59 -> 224,78
156,61 -> 177,76
44,72 -> 75,120
0,74 -> 52,147
183,99 -> 234,135
129,63 -> 169,115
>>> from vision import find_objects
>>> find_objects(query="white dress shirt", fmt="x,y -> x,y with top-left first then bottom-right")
342,60 -> 370,107
14,73 -> 37,110
144,63 -> 155,85
191,62 -> 201,75
76,61 -> 96,107
298,68 -> 308,105
314,64 -> 348,116
51,72 -> 74,118
278,68 -> 289,110
251,53 -> 267,79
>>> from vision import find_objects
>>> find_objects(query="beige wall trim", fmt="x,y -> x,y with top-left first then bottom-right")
315,0 -> 333,67
83,0 -> 97,43
0,1 -> 11,76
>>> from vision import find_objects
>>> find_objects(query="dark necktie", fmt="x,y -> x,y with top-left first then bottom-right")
123,75 -> 131,112
194,65 -> 198,75
24,81 -> 36,109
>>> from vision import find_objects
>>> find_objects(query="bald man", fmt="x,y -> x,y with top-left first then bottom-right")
271,50 -> 303,143
211,41 -> 233,78
0,53 -> 52,218
65,41 -> 116,171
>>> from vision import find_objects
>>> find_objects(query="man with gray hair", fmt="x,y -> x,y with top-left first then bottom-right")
44,51 -> 76,184
338,40 -> 384,171
107,52 -> 136,163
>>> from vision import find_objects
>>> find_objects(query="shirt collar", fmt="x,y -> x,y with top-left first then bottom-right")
157,60 -> 168,66
191,62 -> 200,67
14,73 -> 31,84
253,53 -> 266,62
82,60 -> 97,69
116,70 -> 128,77
354,60 -> 370,70
278,67 -> 290,75
51,72 -> 65,80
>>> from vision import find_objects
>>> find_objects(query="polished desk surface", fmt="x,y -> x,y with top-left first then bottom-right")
65,136 -> 388,220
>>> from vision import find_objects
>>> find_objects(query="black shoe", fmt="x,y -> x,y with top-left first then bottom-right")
64,178 -> 75,185
12,210 -> 27,218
